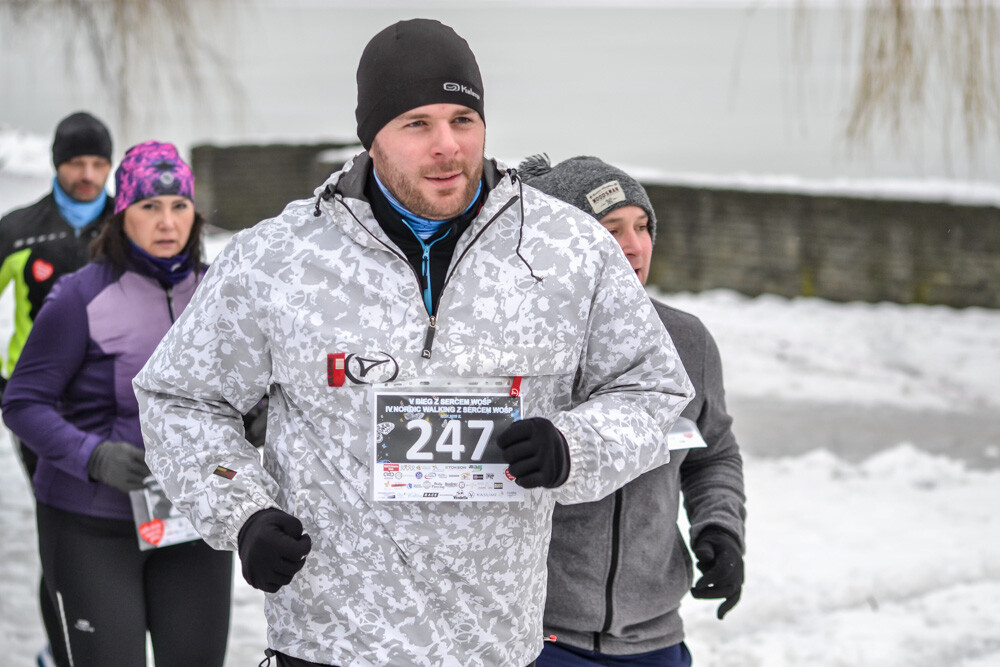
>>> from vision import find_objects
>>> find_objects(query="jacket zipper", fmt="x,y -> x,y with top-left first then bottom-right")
333,191 -> 520,361
418,230 -> 450,316
418,196 -> 519,360
596,488 -> 624,652
421,316 -> 436,359
413,230 -> 449,359
412,194 -> 518,360
165,286 -> 176,323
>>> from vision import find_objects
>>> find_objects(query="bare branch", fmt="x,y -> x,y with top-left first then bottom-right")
0,0 -> 244,142
838,0 -> 1000,158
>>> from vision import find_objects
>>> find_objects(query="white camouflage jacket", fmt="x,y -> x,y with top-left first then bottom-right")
134,154 -> 693,666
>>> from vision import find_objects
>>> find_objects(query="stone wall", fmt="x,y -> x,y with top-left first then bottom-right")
191,142 -> 357,231
646,185 -> 1000,309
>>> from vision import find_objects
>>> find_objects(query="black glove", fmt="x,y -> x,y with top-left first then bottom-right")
691,526 -> 744,619
496,417 -> 570,489
237,508 -> 312,593
242,399 -> 268,449
87,440 -> 151,492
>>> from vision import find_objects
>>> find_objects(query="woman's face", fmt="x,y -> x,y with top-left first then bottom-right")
123,195 -> 195,258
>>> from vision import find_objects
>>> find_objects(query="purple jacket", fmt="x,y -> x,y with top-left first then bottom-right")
2,259 -> 202,520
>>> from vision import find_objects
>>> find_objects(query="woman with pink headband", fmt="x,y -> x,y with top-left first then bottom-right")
3,141 -> 232,667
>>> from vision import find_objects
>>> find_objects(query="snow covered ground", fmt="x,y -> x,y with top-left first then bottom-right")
2,129 -> 999,665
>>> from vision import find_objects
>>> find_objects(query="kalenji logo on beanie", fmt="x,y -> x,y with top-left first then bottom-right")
355,19 -> 485,150
443,82 -> 481,100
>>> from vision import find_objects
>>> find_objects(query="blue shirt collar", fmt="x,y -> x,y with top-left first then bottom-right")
372,170 -> 482,241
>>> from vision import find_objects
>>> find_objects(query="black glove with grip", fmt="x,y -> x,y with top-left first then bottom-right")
237,508 -> 312,593
691,526 -> 744,619
87,440 -> 151,492
496,417 -> 570,489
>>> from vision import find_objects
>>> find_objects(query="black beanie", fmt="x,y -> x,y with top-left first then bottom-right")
51,111 -> 113,168
355,19 -> 485,150
518,154 -> 658,245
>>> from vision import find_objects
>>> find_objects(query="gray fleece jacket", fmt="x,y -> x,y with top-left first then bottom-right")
543,298 -> 746,655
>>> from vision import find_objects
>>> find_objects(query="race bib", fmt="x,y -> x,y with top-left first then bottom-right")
129,477 -> 201,550
371,378 -> 525,502
667,416 -> 708,450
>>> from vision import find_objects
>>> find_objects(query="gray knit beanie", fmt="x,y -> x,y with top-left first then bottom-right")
517,154 -> 656,244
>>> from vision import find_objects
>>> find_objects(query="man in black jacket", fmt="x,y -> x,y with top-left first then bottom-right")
0,110 -> 113,667
0,111 -> 114,405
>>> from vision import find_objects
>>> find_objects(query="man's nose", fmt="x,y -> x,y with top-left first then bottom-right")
430,123 -> 460,156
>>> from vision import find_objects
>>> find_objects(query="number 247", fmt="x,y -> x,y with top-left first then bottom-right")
405,419 -> 494,461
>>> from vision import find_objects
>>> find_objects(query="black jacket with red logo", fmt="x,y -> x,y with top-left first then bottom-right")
0,191 -> 111,376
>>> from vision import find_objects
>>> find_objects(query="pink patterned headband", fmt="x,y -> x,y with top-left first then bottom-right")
114,141 -> 194,214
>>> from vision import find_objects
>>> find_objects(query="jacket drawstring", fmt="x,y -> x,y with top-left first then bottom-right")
511,170 -> 542,283
313,183 -> 336,217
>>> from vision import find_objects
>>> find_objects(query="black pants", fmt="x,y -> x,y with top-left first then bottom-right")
36,502 -> 233,667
